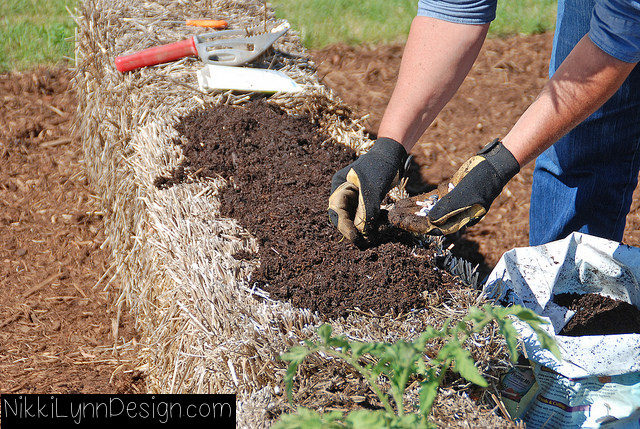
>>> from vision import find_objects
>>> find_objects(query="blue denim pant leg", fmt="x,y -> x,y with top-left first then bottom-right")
529,0 -> 640,246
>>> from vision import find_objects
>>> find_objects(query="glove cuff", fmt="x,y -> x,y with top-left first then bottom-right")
368,137 -> 408,174
478,138 -> 520,185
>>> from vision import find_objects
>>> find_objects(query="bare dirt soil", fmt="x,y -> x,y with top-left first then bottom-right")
159,100 -> 464,319
0,68 -> 143,393
310,32 -> 640,267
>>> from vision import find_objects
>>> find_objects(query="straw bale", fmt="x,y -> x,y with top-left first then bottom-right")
73,0 -> 511,426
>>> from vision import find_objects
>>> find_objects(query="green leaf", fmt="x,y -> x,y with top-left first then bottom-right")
318,324 -> 333,343
508,305 -> 561,360
456,320 -> 469,333
535,329 -> 562,360
281,345 -> 312,363
419,378 -> 440,417
495,317 -> 520,362
391,413 -> 429,428
326,336 -> 350,350
283,361 -> 300,403
466,306 -> 486,322
272,407 -> 344,429
367,342 -> 392,358
281,345 -> 312,401
486,303 -> 506,316
396,341 -> 421,364
281,345 -> 314,403
450,347 -> 487,387
316,324 -> 350,350
345,410 -> 390,429
512,306 -> 549,324
415,328 -> 441,350
436,341 -> 457,361
414,356 -> 429,376
441,319 -> 452,335
371,358 -> 390,378
464,307 -> 488,329
350,341 -> 375,359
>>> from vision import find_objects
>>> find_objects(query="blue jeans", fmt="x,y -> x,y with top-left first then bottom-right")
529,0 -> 640,245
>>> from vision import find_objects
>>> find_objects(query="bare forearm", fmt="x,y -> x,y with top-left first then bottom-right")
378,17 -> 489,152
502,35 -> 637,166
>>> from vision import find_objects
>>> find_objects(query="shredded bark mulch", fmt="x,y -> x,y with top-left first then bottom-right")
0,68 -> 143,393
157,100 -> 463,319
554,293 -> 640,336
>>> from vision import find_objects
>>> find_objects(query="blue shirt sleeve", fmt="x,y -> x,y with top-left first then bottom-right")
417,0 -> 498,25
589,0 -> 640,63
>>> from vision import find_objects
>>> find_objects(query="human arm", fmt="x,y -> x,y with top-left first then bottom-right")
328,16 -> 492,241
426,35 -> 638,235
378,16 -> 490,151
502,35 -> 637,166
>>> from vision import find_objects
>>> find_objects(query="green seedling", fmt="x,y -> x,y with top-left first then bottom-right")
275,304 -> 560,428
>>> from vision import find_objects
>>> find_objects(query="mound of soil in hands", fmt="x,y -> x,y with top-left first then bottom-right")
158,100 -> 462,319
554,293 -> 640,336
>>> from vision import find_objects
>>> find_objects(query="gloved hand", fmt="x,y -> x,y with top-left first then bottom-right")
328,137 -> 408,241
427,138 -> 520,235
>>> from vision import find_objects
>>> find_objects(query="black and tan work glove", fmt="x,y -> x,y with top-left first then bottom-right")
427,139 -> 520,235
328,137 -> 408,241
389,139 -> 519,236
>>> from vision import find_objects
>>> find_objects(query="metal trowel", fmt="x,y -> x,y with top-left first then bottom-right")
115,22 -> 290,72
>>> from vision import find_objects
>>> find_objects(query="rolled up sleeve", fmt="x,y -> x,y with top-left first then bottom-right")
417,0 -> 498,24
589,0 -> 640,63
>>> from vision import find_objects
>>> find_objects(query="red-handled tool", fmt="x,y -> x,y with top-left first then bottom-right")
114,22 -> 290,73
115,37 -> 197,73
168,19 -> 228,29
121,17 -> 228,29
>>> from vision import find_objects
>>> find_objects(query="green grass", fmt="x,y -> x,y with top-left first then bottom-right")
271,0 -> 418,48
270,0 -> 557,49
0,0 -> 557,71
491,0 -> 557,36
0,0 -> 76,71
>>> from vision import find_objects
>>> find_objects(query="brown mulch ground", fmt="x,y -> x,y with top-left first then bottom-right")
0,68 -> 143,393
310,32 -> 640,267
159,100 -> 463,319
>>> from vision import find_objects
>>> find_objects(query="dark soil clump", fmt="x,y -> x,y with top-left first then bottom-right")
554,293 -> 640,336
154,166 -> 186,189
161,100 -> 461,319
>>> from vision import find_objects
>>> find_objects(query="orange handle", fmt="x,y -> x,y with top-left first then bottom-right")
185,19 -> 228,29
115,37 -> 198,73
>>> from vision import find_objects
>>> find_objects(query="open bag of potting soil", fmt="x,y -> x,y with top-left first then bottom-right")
483,232 -> 640,428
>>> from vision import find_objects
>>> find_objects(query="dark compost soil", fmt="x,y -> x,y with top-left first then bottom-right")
158,100 -> 463,319
554,293 -> 640,336
0,68 -> 143,393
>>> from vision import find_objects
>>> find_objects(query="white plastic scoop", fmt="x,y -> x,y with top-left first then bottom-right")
197,64 -> 302,93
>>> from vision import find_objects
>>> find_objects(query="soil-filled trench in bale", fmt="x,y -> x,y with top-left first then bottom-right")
554,293 -> 640,336
157,100 -> 463,319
